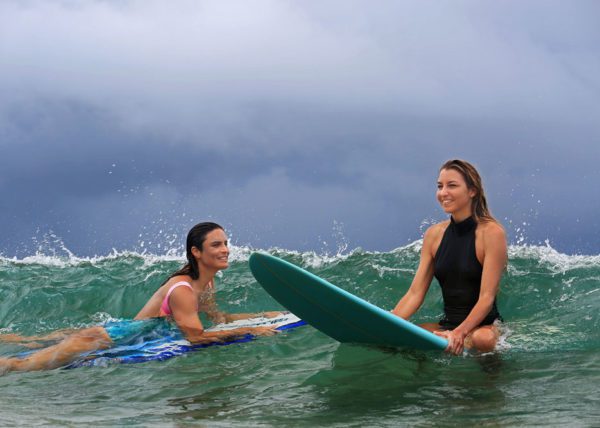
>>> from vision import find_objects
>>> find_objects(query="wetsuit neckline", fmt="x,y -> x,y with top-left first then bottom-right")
450,215 -> 477,235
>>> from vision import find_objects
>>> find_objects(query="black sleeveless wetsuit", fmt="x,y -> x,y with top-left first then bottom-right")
434,216 -> 501,330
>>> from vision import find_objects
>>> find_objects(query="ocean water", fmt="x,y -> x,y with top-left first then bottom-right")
0,242 -> 598,426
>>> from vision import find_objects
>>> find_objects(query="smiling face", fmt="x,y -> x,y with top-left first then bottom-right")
437,168 -> 476,221
193,228 -> 230,272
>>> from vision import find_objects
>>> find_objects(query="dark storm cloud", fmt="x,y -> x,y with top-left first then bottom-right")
1,1 -> 599,256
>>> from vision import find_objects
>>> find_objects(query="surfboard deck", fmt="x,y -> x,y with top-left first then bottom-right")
68,312 -> 305,368
249,252 -> 447,351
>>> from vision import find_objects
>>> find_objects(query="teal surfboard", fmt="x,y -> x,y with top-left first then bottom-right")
249,252 -> 447,351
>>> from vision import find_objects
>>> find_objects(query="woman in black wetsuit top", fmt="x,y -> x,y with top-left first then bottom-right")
392,159 -> 507,355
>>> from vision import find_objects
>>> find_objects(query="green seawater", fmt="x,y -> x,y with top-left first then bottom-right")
1,243 -> 599,426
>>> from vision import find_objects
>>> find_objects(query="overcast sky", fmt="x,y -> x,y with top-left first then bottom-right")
1,0 -> 599,257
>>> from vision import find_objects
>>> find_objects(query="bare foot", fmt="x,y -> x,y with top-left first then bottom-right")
0,357 -> 15,374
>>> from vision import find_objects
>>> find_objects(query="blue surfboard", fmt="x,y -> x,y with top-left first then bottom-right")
68,312 -> 305,368
249,252 -> 447,351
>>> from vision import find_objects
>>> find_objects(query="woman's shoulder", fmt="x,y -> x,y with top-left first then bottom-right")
424,220 -> 450,238
477,220 -> 507,250
162,275 -> 193,289
422,220 -> 450,253
477,219 -> 506,237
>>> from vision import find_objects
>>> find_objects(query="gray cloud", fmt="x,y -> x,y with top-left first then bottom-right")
1,1 -> 599,256
3,1 -> 598,134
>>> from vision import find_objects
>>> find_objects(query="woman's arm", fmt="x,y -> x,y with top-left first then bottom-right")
436,223 -> 507,355
391,226 -> 438,320
202,286 -> 281,324
211,312 -> 283,323
170,288 -> 276,343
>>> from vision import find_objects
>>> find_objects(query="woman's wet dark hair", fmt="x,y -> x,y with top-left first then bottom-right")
167,222 -> 224,281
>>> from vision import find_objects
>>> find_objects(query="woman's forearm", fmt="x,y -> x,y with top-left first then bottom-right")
392,291 -> 424,320
453,295 -> 495,337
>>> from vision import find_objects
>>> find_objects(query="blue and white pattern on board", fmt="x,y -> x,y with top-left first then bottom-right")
69,312 -> 305,368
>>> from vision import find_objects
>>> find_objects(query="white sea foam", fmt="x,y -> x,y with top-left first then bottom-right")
509,241 -> 600,273
371,264 -> 415,278
2,235 -> 599,273
391,239 -> 424,254
0,249 -> 184,268
495,322 -> 513,352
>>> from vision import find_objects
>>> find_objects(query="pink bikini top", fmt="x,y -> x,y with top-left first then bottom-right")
160,281 -> 196,316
